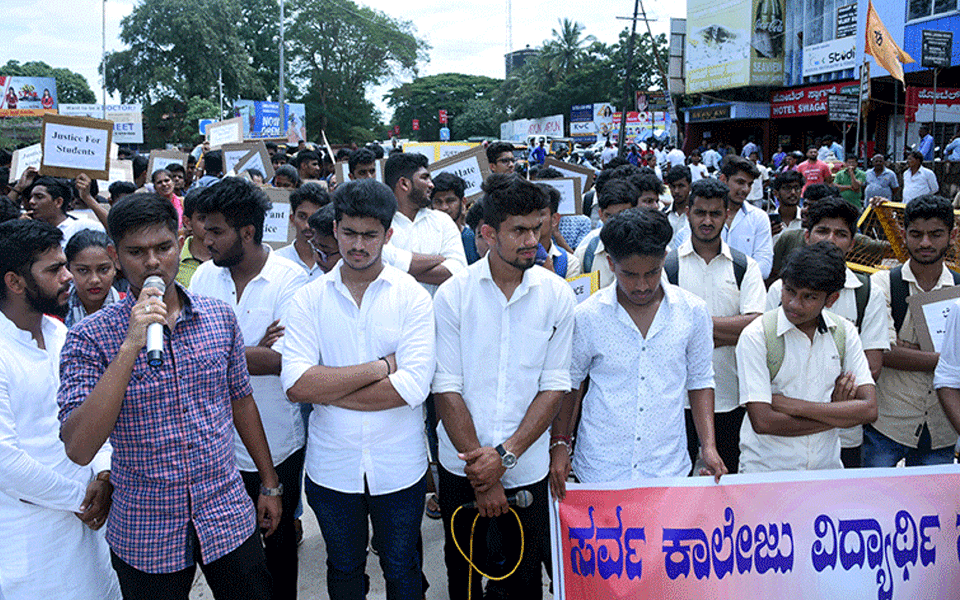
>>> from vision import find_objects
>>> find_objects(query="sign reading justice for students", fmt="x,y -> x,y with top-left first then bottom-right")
39,113 -> 113,180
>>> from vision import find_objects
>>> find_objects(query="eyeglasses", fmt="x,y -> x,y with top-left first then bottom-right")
308,238 -> 340,263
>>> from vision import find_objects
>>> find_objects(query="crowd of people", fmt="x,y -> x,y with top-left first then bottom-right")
1,128 -> 960,600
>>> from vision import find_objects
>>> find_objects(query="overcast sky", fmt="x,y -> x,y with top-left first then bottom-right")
5,0 -> 685,118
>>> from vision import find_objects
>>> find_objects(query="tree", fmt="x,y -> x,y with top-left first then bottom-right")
286,0 -> 428,143
0,60 -> 96,104
385,73 -> 502,141
540,19 -> 596,79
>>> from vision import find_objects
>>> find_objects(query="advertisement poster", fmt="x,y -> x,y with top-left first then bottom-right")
0,76 -> 58,116
233,100 -> 307,142
59,104 -> 144,144
551,466 -> 960,600
905,87 -> 960,124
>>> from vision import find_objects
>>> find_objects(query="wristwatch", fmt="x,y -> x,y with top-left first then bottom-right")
495,444 -> 518,469
259,483 -> 283,497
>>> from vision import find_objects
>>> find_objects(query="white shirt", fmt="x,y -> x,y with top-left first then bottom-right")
673,240 -> 766,412
574,231 -> 614,288
570,283 -> 714,482
902,166 -> 939,203
671,201 -> 774,278
0,313 -> 119,600
767,269 -> 890,448
189,248 -> 307,471
601,147 -> 618,166
736,309 -> 874,473
702,149 -> 721,171
281,262 -> 435,495
57,215 -> 105,249
689,163 -> 709,182
548,242 -> 583,278
275,242 -> 324,283
666,148 -> 686,168
747,164 -> 770,202
433,257 -> 575,488
389,207 -> 467,296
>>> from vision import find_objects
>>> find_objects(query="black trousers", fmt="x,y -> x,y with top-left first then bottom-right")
110,530 -> 272,600
685,406 -> 746,475
439,467 -> 550,600
240,446 -> 306,600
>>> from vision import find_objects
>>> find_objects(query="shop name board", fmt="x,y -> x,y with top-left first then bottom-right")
836,4 -> 857,39
921,30 -> 953,69
827,94 -> 859,122
802,37 -> 856,77
687,105 -> 732,122
770,81 -> 858,118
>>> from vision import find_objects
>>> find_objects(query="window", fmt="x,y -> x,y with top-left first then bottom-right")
908,0 -> 957,20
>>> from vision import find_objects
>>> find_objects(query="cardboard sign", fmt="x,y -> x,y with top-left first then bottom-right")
536,177 -> 583,216
428,145 -> 491,204
9,142 -> 42,183
405,141 -> 479,162
147,150 -> 188,177
39,113 -> 113,180
97,159 -> 135,190
206,117 -> 243,149
261,187 -> 294,247
907,286 -> 960,352
566,271 -> 600,304
334,158 -> 385,185
230,141 -> 275,181
544,157 -> 596,192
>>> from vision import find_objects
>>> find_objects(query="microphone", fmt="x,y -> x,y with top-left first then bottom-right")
144,276 -> 165,367
461,489 -> 534,510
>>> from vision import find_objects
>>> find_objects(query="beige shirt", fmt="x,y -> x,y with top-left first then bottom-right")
871,261 -> 957,449
574,232 -> 614,288
673,240 -> 766,412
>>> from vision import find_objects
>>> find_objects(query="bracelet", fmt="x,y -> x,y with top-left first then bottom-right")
550,439 -> 572,455
380,356 -> 392,375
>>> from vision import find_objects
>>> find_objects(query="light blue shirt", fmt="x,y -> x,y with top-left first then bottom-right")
945,138 -> 960,162
918,134 -> 935,161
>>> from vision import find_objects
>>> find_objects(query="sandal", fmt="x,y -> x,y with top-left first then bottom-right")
425,493 -> 441,519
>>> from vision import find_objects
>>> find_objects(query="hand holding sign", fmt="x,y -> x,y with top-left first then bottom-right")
39,114 -> 113,180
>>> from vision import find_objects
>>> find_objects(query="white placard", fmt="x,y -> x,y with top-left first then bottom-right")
207,118 -> 243,149
263,202 -> 290,243
9,143 -> 42,183
224,149 -> 251,175
97,159 -> 136,190
920,299 -> 957,353
153,156 -> 184,172
566,272 -> 599,304
536,177 -> 582,215
235,151 -> 267,178
43,123 -> 110,172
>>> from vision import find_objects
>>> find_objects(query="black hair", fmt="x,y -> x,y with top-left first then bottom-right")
196,178 -> 272,244
151,168 -> 172,184
182,186 -> 205,219
273,164 -> 301,187
595,163 -> 642,195
664,165 -> 692,185
597,179 -> 640,211
629,173 -> 665,197
167,163 -> 185,176
108,193 -> 180,243
133,155 -> 149,180
296,150 -> 320,169
822,135 -> 833,143
307,203 -> 336,238
689,178 -> 730,209
0,219 -> 63,301
780,241 -> 846,295
265,142 -> 278,153
65,228 -> 112,264
244,168 -> 265,182
845,153 -> 858,162
804,196 -> 860,237
108,181 -> 137,202
335,148 -> 352,162
204,150 -> 224,176
464,198 -> 485,231
803,183 -> 839,204
187,154 -> 197,167
431,172 -> 467,200
604,156 -> 630,170
367,143 -> 385,159
271,152 -> 289,166
384,152 -> 429,191
348,148 -> 377,174
537,184 -> 562,215
333,179 -> 397,231
0,197 -> 19,223
485,142 -> 514,166
719,155 -> 760,180
27,176 -> 71,215
904,194 -> 955,230
533,167 -> 563,180
772,169 -> 804,191
600,207 -> 672,261
480,174 -> 549,230
290,182 -> 330,213
907,150 -> 925,162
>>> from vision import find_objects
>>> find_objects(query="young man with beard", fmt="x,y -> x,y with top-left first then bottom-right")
295,150 -> 322,182
24,176 -> 104,248
667,179 -> 765,474
384,153 -> 466,295
58,193 -> 280,600
434,174 -> 575,600
0,220 -> 119,600
486,142 -> 516,175
866,195 -> 960,467
282,179 -> 435,600
797,145 -> 833,193
276,182 -> 330,283
189,178 -> 308,600
549,208 -> 725,502
769,170 -> 804,243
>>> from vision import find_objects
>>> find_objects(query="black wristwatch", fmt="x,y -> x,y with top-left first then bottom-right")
495,444 -> 518,469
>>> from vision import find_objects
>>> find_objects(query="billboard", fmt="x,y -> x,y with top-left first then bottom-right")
0,76 -> 57,116
686,0 -> 784,94
770,80 -> 859,119
233,100 -> 307,142
499,115 -> 565,142
59,104 -> 144,144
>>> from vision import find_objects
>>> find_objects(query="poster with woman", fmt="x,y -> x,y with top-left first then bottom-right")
0,76 -> 57,115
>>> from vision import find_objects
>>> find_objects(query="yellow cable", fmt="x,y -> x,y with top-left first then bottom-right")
450,505 -> 525,600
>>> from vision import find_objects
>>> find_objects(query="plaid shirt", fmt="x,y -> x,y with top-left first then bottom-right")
58,286 -> 256,574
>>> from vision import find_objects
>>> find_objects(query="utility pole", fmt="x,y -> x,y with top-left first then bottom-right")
102,0 -> 107,119
617,0 -> 641,154
218,69 -> 223,120
279,0 -> 286,134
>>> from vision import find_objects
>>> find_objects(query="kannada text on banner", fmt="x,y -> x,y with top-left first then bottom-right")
550,466 -> 960,600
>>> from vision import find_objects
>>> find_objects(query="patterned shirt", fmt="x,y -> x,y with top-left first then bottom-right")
58,287 -> 256,574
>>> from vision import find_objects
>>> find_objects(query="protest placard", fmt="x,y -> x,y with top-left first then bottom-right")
97,159 -> 135,191
231,142 -> 275,181
544,157 -> 596,192
206,117 -> 243,149
9,142 -> 42,183
428,146 -> 491,204
147,150 -> 188,177
566,271 -> 599,304
536,177 -> 582,215
907,286 -> 960,352
39,113 -> 113,180
261,187 -> 294,247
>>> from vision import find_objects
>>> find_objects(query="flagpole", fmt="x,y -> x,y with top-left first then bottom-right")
893,83 -> 899,159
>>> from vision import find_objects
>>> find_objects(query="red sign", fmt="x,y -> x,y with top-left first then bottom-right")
905,86 -> 960,122
770,80 -> 859,118
412,119 -> 420,131
438,109 -> 447,125
392,125 -> 400,136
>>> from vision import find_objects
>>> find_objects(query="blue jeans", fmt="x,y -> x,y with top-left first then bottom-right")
305,474 -> 426,600
862,423 -> 954,467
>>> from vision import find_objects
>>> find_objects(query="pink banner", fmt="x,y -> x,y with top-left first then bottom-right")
550,466 -> 960,600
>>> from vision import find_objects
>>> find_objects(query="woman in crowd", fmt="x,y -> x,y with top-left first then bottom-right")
152,168 -> 184,228
64,229 -> 123,328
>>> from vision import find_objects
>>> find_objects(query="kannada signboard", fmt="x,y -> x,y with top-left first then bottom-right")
687,104 -> 733,122
59,104 -> 144,144
770,80 -> 859,118
905,87 -> 960,124
921,30 -> 953,69
0,76 -> 57,116
836,4 -> 857,38
827,94 -> 859,122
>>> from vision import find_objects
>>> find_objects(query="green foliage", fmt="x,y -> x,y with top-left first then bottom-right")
0,60 -> 96,104
385,73 -> 502,141
180,96 -> 220,145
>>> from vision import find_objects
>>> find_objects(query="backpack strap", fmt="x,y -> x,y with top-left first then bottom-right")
664,251 -> 679,286
582,235 -> 602,274
554,246 -> 568,278
729,247 -> 748,289
853,272 -> 870,331
890,265 -> 908,335
823,310 -> 848,370
764,309 -> 847,381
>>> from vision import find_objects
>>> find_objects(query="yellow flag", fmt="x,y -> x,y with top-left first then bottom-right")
865,0 -> 915,84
